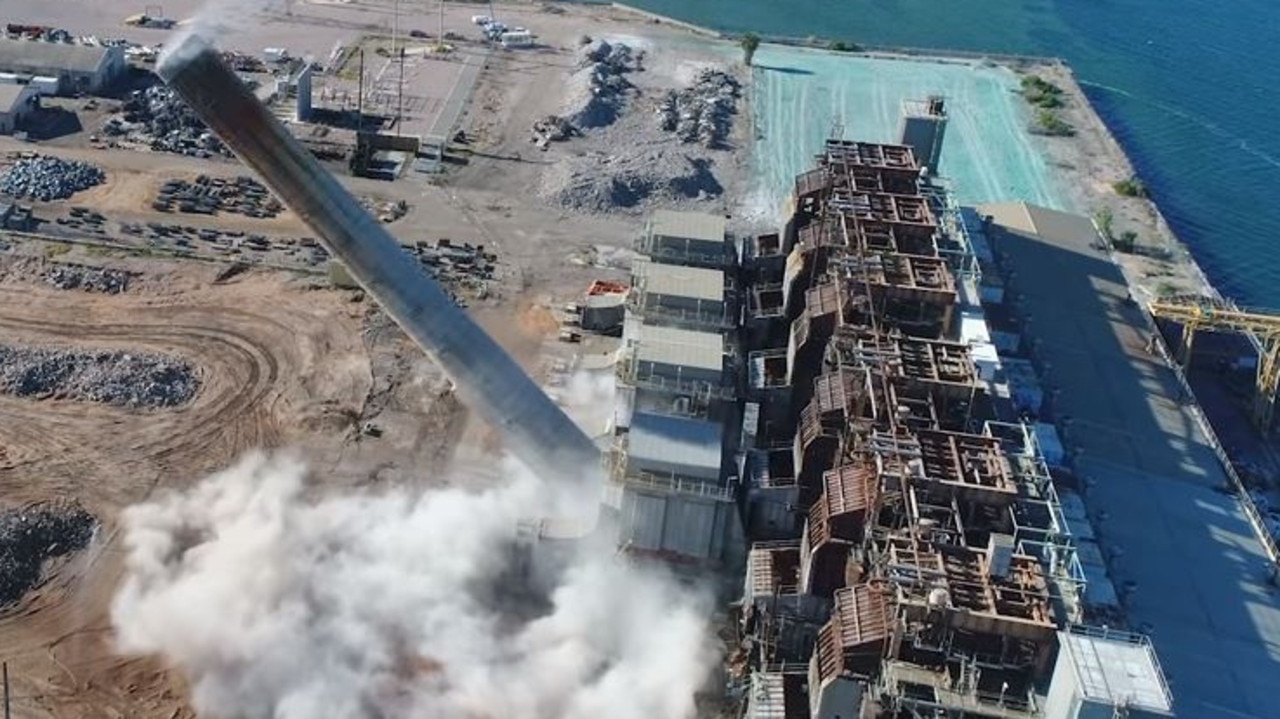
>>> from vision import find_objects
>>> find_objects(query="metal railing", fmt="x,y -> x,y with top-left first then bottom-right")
616,364 -> 737,401
626,296 -> 734,330
609,465 -> 736,502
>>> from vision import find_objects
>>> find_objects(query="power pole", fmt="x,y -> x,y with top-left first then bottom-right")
397,46 -> 405,136
438,0 -> 445,49
3,661 -> 10,719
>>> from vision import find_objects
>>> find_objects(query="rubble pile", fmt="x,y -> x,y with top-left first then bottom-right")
0,156 -> 105,201
153,175 -> 283,217
531,115 -> 578,147
0,502 -> 96,606
540,150 -> 724,214
44,263 -> 131,293
0,344 -> 200,408
656,69 -> 741,147
360,196 -> 409,223
562,39 -> 640,129
107,86 -> 233,159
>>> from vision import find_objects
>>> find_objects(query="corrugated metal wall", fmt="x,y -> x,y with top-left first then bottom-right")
620,491 -> 666,551
662,498 -> 719,558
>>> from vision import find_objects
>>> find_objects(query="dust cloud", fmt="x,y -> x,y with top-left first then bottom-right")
111,452 -> 716,718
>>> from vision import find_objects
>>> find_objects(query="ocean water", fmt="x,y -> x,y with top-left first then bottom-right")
621,0 -> 1280,306
747,47 -> 1062,222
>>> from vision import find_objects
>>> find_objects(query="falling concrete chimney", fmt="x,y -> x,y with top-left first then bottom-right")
156,34 -> 603,508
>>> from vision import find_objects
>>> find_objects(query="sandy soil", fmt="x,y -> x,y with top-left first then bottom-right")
1029,64 -> 1208,301
0,252 -> 483,717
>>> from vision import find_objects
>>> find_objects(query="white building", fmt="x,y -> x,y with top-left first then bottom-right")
0,39 -> 125,95
0,84 -> 38,134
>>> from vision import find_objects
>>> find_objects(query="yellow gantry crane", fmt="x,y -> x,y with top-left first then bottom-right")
1149,297 -> 1280,431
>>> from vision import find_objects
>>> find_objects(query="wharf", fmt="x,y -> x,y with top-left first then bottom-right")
982,201 -> 1280,719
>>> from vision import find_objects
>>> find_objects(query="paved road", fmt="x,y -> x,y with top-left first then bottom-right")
985,204 -> 1280,719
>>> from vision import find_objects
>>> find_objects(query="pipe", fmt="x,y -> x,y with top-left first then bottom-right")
157,34 -> 602,502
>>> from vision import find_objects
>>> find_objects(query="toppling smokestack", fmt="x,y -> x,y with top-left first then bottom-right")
157,34 -> 601,509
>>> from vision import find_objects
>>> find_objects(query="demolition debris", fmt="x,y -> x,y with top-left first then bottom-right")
106,85 -> 234,158
0,156 -> 105,201
44,263 -> 132,293
656,69 -> 741,148
0,501 -> 96,607
0,344 -> 200,409
563,39 -> 640,129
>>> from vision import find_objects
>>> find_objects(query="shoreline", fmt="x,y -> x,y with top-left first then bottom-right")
578,0 -> 1213,303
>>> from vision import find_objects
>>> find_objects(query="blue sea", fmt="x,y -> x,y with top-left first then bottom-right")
622,0 -> 1280,306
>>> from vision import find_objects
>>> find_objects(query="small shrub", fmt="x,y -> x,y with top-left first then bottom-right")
1113,177 -> 1148,198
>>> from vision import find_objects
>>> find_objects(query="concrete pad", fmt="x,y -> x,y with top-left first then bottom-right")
988,203 -> 1280,718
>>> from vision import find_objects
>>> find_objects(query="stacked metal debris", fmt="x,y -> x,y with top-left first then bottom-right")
0,156 -> 105,201
44,263 -> 131,293
109,85 -> 234,158
152,175 -> 283,217
531,115 -> 578,147
408,238 -> 498,303
0,501 -> 96,606
0,344 -> 200,408
656,69 -> 741,148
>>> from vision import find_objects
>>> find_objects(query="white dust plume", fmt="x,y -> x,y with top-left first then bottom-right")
111,451 -> 717,718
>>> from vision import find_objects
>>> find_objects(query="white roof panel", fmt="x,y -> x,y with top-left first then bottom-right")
636,324 -> 724,372
649,209 -> 726,243
635,259 -> 724,302
628,412 -> 722,473
1060,629 -> 1173,713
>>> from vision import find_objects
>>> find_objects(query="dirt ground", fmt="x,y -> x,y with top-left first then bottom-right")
0,2 -> 679,715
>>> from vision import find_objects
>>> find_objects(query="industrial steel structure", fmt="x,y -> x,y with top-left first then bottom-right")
737,139 -> 1170,718
1148,296 -> 1280,430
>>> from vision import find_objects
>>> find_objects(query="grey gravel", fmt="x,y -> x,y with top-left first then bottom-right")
0,344 -> 199,408
0,156 -> 105,201
0,502 -> 96,607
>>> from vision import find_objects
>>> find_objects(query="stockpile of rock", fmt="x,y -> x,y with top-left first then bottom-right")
108,85 -> 233,159
44,263 -> 131,293
0,502 -> 96,606
539,150 -> 724,214
656,69 -> 741,148
0,344 -> 200,408
562,39 -> 640,129
0,156 -> 105,201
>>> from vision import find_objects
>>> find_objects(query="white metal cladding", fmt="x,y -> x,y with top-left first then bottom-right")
620,490 -> 666,551
638,261 -> 726,303
649,209 -> 726,244
627,412 -> 723,480
636,324 -> 725,372
661,497 -> 720,559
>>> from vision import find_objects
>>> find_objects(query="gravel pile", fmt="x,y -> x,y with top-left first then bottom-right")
0,156 -> 105,201
106,85 -> 233,159
540,150 -> 724,214
562,40 -> 640,129
0,502 -> 96,606
0,344 -> 200,408
656,69 -> 741,148
44,263 -> 131,293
